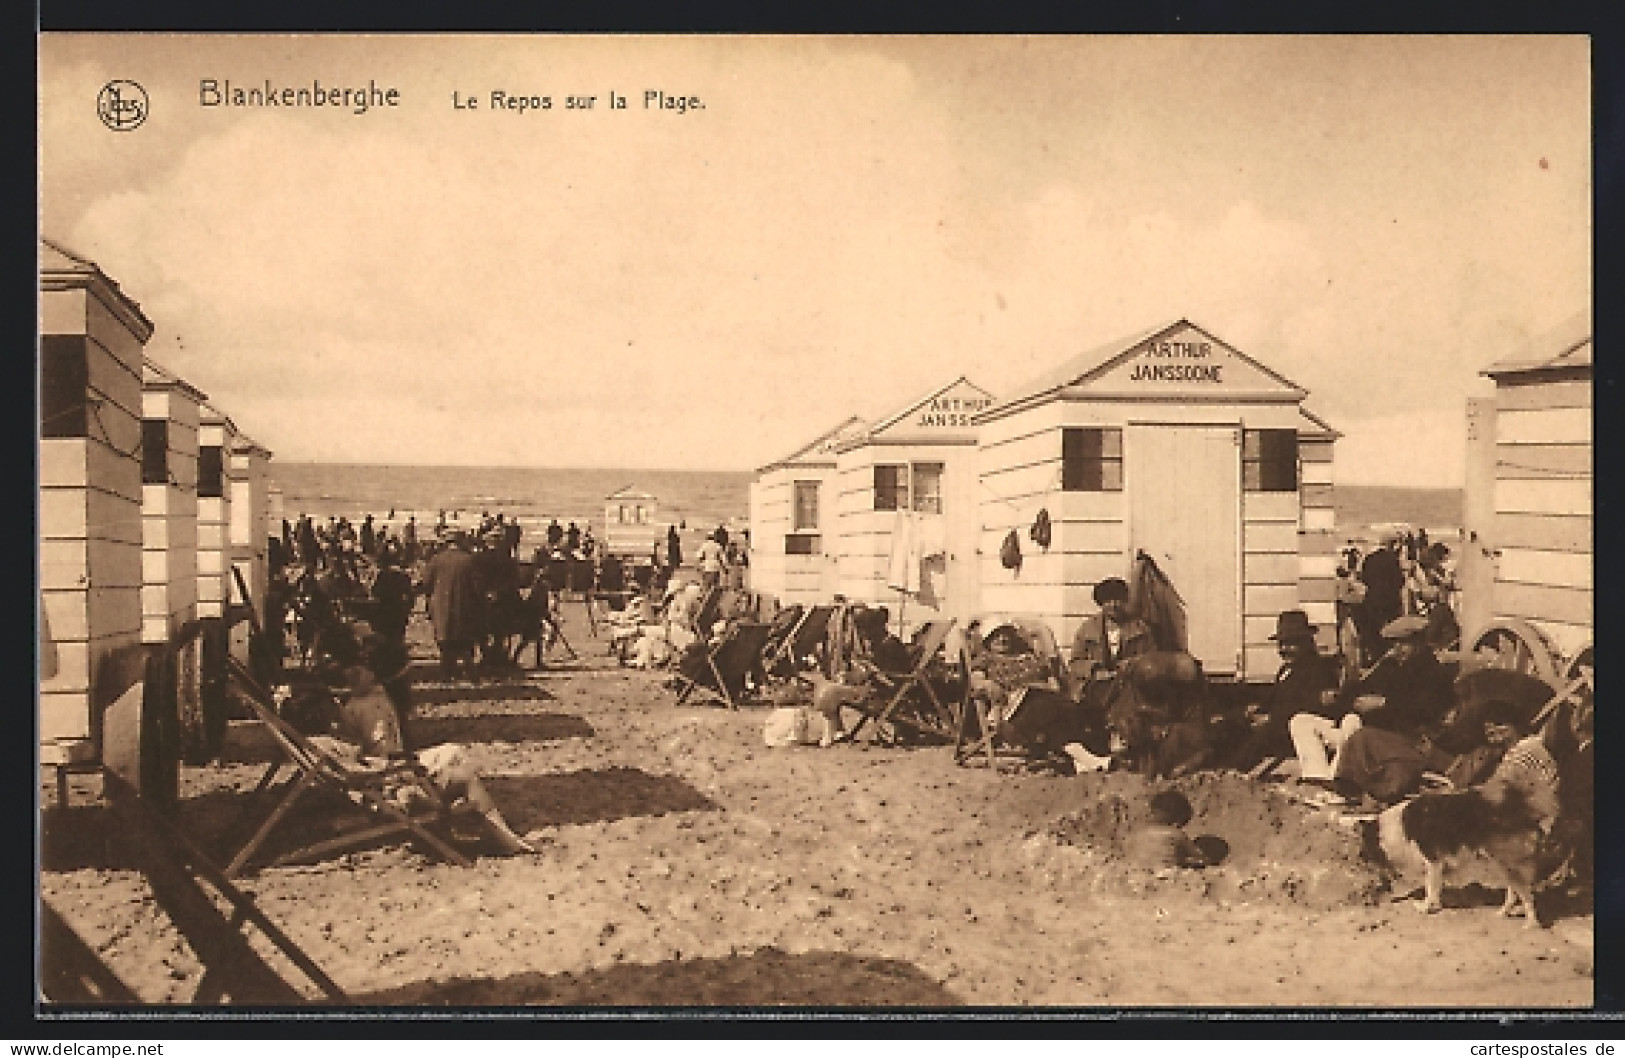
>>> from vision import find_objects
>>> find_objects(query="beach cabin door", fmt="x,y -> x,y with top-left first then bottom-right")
1126,424 -> 1242,674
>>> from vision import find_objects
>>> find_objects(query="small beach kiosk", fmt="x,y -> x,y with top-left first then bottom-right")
748,415 -> 868,606
602,485 -> 660,557
1460,318 -> 1592,686
832,376 -> 995,629
39,239 -> 152,792
971,319 -> 1339,681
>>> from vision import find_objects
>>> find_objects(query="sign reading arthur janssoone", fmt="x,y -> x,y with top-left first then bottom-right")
1087,325 -> 1304,400
1129,339 -> 1224,383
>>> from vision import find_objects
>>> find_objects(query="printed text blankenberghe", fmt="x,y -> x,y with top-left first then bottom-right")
200,79 -> 401,115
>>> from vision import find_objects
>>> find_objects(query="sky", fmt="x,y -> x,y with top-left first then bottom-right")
39,35 -> 1591,485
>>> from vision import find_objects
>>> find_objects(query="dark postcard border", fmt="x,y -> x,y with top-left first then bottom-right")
22,0 -> 1625,1037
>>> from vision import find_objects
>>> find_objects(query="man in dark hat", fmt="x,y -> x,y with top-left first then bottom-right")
421,531 -> 483,679
1229,610 -> 1341,774
1313,613 -> 1458,805
1068,577 -> 1153,692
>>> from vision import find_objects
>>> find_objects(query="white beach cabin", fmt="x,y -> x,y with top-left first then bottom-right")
196,402 -> 239,624
748,415 -> 868,607
40,239 -> 152,779
1459,317 -> 1592,682
140,359 -> 205,649
603,485 -> 660,558
972,319 -> 1339,681
228,434 -> 274,629
833,377 -> 995,631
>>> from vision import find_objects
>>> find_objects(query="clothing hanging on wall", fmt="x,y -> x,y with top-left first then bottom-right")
886,509 -> 921,594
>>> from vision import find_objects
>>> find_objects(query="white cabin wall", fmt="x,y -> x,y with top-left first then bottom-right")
1491,376 -> 1593,658
40,285 -> 147,750
749,466 -> 840,608
196,419 -> 236,620
834,441 -> 979,631
141,386 -> 200,645
1296,437 -> 1339,656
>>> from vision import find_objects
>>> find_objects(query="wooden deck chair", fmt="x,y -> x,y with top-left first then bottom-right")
767,604 -> 835,675
847,619 -> 958,745
674,621 -> 775,709
222,656 -> 473,877
94,772 -> 349,1004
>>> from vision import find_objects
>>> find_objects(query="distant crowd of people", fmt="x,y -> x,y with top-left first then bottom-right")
1333,527 -> 1459,670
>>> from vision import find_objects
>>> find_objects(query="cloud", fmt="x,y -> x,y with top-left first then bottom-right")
43,36 -> 1590,482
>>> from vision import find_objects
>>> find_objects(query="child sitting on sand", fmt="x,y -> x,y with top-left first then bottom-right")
1126,789 -> 1209,870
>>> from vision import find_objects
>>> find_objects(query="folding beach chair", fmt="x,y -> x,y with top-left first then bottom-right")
846,619 -> 959,745
765,604 -> 835,677
222,656 -> 473,877
674,621 -> 775,709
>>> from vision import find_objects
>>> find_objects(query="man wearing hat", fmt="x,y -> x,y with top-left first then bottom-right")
1313,612 -> 1457,804
421,530 -> 483,679
1229,610 -> 1341,774
1068,577 -> 1153,694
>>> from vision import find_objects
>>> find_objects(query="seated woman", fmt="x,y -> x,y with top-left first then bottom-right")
297,623 -> 538,856
970,622 -> 1109,772
606,591 -> 653,664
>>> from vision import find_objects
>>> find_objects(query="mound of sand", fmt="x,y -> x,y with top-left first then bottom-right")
1042,770 -> 1386,909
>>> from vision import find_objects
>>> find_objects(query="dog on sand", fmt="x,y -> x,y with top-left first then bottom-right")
1367,783 -> 1546,926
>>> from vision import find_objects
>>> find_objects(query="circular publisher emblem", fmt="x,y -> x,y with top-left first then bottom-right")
97,80 -> 149,131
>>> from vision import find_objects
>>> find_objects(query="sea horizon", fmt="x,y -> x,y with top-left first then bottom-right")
271,461 -> 1464,541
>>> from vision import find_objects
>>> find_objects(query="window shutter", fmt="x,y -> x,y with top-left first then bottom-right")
141,420 -> 169,485
198,445 -> 224,498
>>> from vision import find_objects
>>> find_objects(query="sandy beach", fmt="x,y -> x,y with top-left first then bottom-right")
40,603 -> 1592,1010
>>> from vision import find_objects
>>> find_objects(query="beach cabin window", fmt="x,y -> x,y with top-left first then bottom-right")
198,445 -> 225,498
874,465 -> 908,510
911,463 -> 945,514
785,533 -> 820,555
141,420 -> 169,485
793,481 -> 820,531
1062,428 -> 1123,491
1243,429 -> 1298,492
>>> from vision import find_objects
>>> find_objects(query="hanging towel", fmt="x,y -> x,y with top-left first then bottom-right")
886,509 -> 916,593
917,512 -> 947,561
